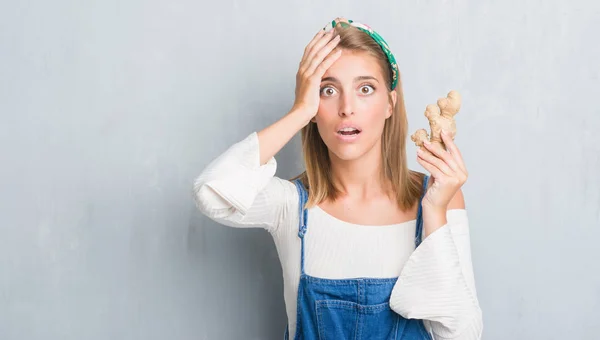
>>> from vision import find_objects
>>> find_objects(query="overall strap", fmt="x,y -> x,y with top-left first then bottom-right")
414,175 -> 429,248
292,178 -> 309,275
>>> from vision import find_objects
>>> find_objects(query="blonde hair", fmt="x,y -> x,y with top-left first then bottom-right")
290,24 -> 425,211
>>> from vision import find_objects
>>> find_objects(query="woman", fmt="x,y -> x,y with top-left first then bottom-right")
193,17 -> 483,339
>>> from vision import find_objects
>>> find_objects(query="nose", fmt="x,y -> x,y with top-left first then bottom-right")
338,92 -> 355,117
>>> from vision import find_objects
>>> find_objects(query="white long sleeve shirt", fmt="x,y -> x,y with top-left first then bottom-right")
192,132 -> 483,339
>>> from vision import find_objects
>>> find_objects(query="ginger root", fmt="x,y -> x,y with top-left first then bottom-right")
411,90 -> 461,150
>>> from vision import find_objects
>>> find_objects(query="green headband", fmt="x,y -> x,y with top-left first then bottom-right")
322,18 -> 399,90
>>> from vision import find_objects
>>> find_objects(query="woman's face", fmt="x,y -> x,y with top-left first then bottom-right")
313,50 -> 396,162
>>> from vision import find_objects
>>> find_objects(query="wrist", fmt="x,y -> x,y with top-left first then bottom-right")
422,203 -> 447,215
289,105 -> 316,124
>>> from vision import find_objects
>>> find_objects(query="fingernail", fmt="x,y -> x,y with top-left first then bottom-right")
441,129 -> 447,136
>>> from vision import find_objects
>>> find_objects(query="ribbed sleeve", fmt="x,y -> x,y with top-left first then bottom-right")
389,210 -> 483,339
192,131 -> 294,234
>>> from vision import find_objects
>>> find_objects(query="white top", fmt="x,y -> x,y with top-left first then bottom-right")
192,132 -> 483,339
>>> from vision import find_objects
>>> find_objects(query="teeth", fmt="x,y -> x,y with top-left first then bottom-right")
339,127 -> 359,132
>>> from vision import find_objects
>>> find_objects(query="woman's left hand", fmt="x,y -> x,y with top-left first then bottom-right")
417,129 -> 468,211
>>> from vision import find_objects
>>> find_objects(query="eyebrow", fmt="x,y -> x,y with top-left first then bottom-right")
321,76 -> 380,83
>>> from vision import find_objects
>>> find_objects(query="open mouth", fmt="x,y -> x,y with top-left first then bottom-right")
337,129 -> 361,135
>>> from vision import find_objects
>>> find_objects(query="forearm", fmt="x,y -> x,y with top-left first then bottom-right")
257,107 -> 313,166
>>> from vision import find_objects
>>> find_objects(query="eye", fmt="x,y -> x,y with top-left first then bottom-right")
320,86 -> 337,97
359,84 -> 375,95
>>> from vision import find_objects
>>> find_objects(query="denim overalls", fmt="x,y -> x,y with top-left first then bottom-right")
284,175 -> 432,340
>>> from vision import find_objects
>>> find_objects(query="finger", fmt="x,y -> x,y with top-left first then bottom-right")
305,35 -> 341,76
301,29 -> 330,65
303,31 -> 339,73
313,48 -> 342,77
418,147 -> 454,176
440,130 -> 467,174
301,29 -> 337,71
417,153 -> 446,180
423,141 -> 462,174
422,141 -> 449,161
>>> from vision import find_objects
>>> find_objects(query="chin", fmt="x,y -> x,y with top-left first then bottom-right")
329,135 -> 383,162
324,139 -> 367,161
330,149 -> 363,161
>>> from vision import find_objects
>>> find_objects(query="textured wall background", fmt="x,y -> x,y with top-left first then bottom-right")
1,0 -> 598,339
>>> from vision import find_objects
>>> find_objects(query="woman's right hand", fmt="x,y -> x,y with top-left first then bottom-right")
292,28 -> 342,120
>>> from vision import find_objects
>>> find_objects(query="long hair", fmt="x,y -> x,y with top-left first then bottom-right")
290,24 -> 425,211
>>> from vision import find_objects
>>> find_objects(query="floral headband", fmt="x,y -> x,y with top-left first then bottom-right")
322,17 -> 399,90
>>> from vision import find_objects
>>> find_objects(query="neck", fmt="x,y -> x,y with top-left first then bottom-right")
328,138 -> 391,200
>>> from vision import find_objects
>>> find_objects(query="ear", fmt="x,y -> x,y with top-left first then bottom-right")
386,90 -> 397,118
